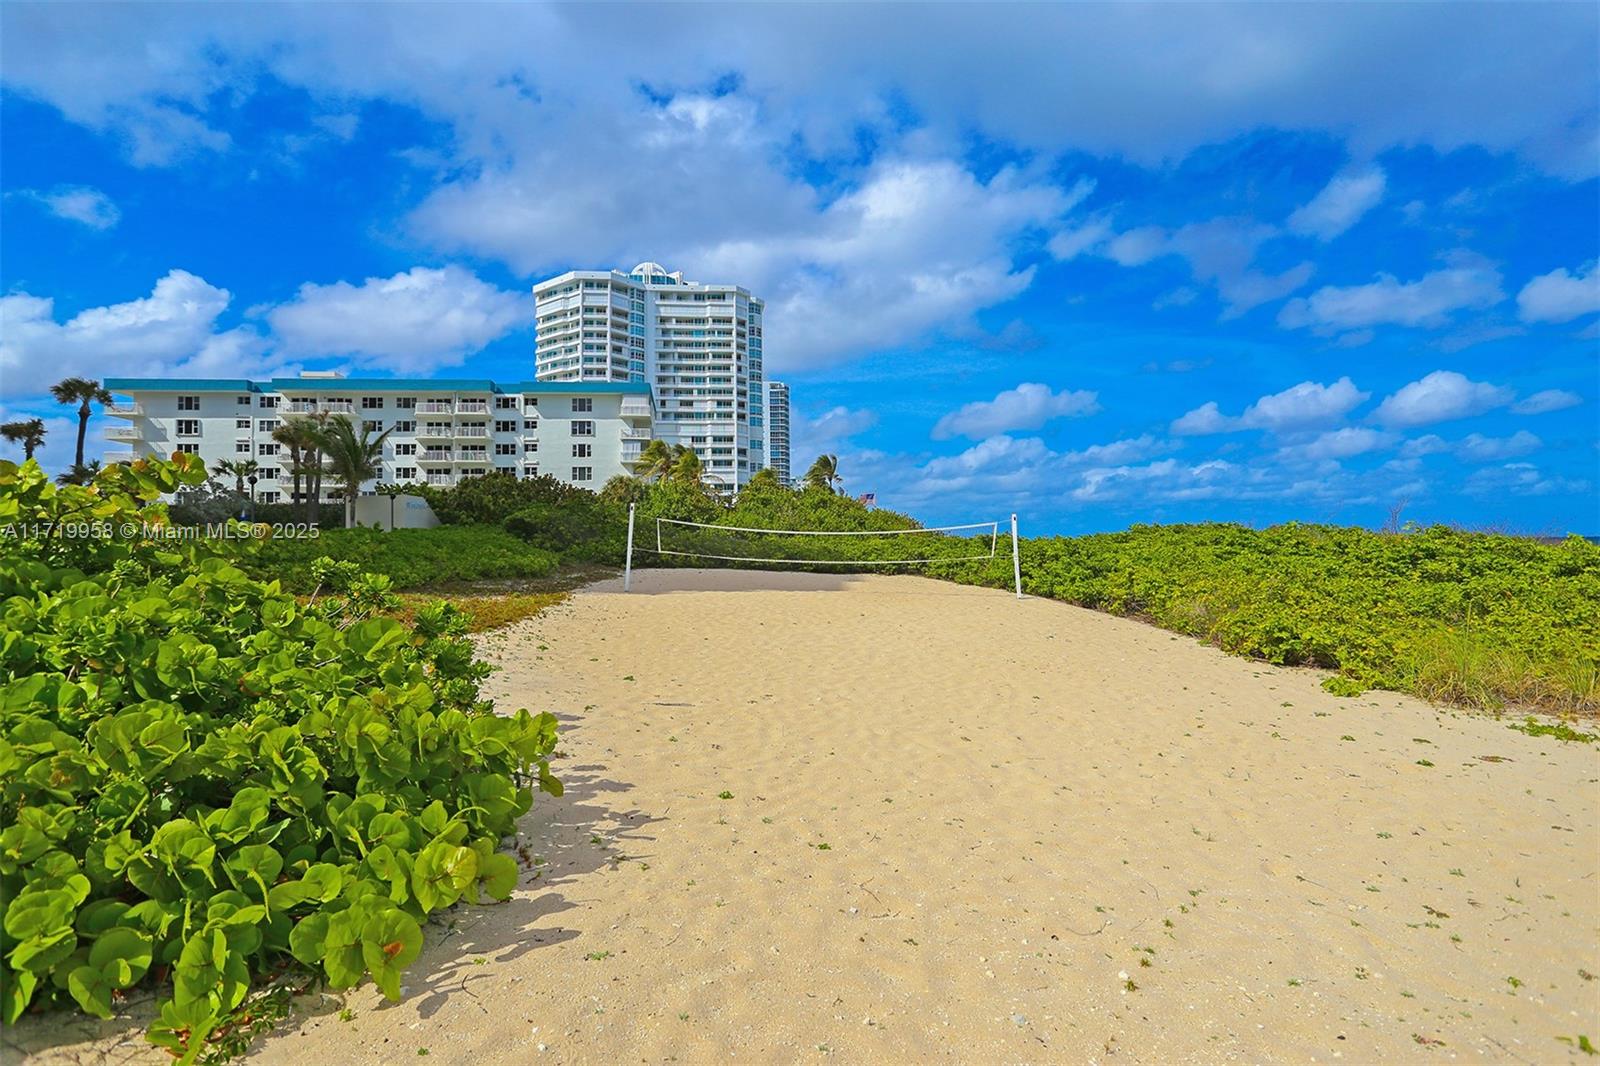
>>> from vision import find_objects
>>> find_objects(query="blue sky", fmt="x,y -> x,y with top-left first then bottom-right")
2,3 -> 1596,534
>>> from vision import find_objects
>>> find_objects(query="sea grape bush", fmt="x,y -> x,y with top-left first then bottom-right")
0,456 -> 560,1060
931,522 -> 1600,713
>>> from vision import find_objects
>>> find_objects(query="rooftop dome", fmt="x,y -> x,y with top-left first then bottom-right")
630,262 -> 670,277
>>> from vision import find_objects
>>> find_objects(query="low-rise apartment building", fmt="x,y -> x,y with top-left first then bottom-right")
103,374 -> 654,503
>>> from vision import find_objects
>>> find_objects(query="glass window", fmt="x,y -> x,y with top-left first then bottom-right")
177,395 -> 200,411
572,397 -> 593,412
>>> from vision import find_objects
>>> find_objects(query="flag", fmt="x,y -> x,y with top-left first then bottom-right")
858,492 -> 876,506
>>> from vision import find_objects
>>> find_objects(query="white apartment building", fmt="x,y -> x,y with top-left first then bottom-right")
102,374 -> 654,503
766,381 -> 791,486
533,262 -> 766,491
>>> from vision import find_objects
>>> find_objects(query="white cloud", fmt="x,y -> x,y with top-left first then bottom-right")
1287,166 -> 1386,240
1511,388 -> 1583,415
1171,377 -> 1369,435
1371,370 -> 1514,427
1276,427 -> 1394,462
4,4 -> 1594,177
1046,217 -> 1113,261
1399,435 -> 1449,458
1464,462 -> 1591,498
1457,430 -> 1541,462
0,270 -> 274,396
793,405 -> 877,454
17,185 -> 121,229
931,382 -> 1099,440
267,265 -> 534,372
1279,252 -> 1504,331
1516,261 -> 1600,323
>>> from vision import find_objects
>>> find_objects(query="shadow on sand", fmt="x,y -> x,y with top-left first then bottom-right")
3,710 -> 658,1064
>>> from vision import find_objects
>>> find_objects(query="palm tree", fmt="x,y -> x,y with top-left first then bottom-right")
745,467 -> 783,492
273,418 -> 321,523
1,418 -> 46,460
56,460 -> 102,486
316,414 -> 394,528
803,454 -> 841,493
670,446 -> 703,485
49,377 -> 112,470
212,458 -> 261,495
637,438 -> 676,482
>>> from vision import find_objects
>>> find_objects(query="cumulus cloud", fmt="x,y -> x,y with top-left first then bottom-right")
1457,430 -> 1541,462
1516,261 -> 1600,323
1287,166 -> 1386,240
1464,462 -> 1591,498
1065,217 -> 1313,318
931,382 -> 1099,440
267,265 -> 534,372
1171,377 -> 1370,435
1276,427 -> 1394,463
0,270 -> 273,395
793,405 -> 877,455
1279,252 -> 1505,331
17,185 -> 121,229
1511,388 -> 1582,415
1371,370 -> 1514,427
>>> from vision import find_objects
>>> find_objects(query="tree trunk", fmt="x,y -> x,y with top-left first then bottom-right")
345,492 -> 355,529
75,401 -> 90,469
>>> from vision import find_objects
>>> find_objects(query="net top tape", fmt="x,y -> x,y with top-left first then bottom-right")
654,518 -> 998,537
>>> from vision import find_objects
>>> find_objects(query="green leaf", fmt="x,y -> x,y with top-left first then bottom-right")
3,888 -> 74,940
477,853 -> 519,901
88,927 -> 153,986
360,908 -> 423,1002
67,964 -> 114,1018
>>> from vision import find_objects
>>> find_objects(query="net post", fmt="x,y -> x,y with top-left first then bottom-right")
624,503 -> 636,593
1010,513 -> 1022,600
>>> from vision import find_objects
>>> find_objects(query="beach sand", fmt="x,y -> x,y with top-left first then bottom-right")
13,570 -> 1599,1064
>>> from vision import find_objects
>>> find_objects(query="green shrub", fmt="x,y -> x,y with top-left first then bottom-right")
504,500 -> 626,563
0,457 -> 560,1060
245,525 -> 560,592
414,472 -> 586,526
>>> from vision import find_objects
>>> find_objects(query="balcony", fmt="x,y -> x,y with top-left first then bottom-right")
621,428 -> 651,440
286,400 -> 318,414
104,426 -> 140,442
321,401 -> 354,415
102,450 -> 135,464
418,449 -> 454,463
425,473 -> 455,486
621,442 -> 645,464
417,401 -> 454,415
454,426 -> 489,439
416,425 -> 454,440
455,400 -> 489,416
105,402 -> 141,418
620,399 -> 652,419
456,450 -> 491,465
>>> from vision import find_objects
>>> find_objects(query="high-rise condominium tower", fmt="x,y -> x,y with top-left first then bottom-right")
766,381 -> 791,486
533,262 -> 765,491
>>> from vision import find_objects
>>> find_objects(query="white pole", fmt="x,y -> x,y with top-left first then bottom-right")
1010,513 -> 1022,600
624,503 -> 636,592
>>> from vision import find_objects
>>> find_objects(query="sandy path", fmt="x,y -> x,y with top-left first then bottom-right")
15,570 -> 1599,1064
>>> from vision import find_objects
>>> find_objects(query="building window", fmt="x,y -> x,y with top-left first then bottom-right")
176,419 -> 201,437
259,443 -> 278,456
394,443 -> 416,456
260,396 -> 279,409
363,420 -> 381,433
524,397 -> 538,408
571,443 -> 592,458
176,443 -> 200,454
571,420 -> 594,436
523,465 -> 539,478
496,465 -> 516,477
494,420 -> 517,433
394,420 -> 416,433
176,395 -> 200,411
572,397 -> 593,413
495,397 -> 518,410
571,466 -> 592,482
237,395 -> 251,406
525,440 -> 538,453
394,467 -> 417,480
257,466 -> 277,479
235,418 -> 252,430
235,441 -> 251,454
261,491 -> 279,503
495,443 -> 517,456
361,397 -> 384,409
258,419 -> 278,432
395,397 -> 416,410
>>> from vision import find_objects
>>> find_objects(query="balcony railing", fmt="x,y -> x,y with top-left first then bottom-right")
104,403 -> 141,418
620,400 -> 652,418
418,449 -> 454,462
104,426 -> 140,442
621,428 -> 652,440
455,400 -> 489,415
417,401 -> 454,415
416,425 -> 454,439
455,427 -> 488,439
456,451 -> 491,464
425,474 -> 454,486
103,450 -> 135,464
